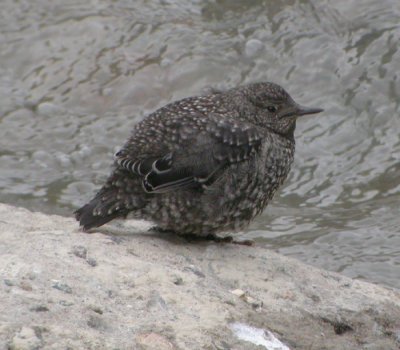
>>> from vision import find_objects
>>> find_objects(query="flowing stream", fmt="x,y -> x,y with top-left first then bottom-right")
1,0 -> 399,289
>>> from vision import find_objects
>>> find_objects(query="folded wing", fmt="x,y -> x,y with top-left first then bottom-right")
115,117 -> 262,193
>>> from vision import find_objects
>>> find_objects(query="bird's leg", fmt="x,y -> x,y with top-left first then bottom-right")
231,238 -> 255,246
149,226 -> 175,234
205,234 -> 234,243
149,227 -> 254,245
197,234 -> 254,246
174,233 -> 232,243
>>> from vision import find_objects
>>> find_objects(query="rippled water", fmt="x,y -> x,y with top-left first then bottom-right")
1,0 -> 399,289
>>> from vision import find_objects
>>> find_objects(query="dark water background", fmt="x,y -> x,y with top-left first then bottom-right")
1,0 -> 399,289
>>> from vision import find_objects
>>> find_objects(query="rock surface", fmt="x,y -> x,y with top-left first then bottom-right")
0,203 -> 399,349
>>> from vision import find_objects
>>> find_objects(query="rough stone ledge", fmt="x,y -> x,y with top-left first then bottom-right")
0,203 -> 399,350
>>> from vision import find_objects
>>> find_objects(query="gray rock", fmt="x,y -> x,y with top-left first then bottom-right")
136,332 -> 175,350
87,315 -> 107,331
29,305 -> 49,312
88,305 -> 103,315
71,245 -> 87,259
173,276 -> 184,286
86,257 -> 97,267
8,327 -> 42,350
1,203 -> 400,350
4,279 -> 14,286
52,282 -> 72,294
37,102 -> 64,117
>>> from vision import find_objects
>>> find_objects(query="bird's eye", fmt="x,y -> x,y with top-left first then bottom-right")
267,105 -> 277,113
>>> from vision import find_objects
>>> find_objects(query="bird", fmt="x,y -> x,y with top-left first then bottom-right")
75,82 -> 323,240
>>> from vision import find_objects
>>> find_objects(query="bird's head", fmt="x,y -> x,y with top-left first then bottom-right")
236,82 -> 323,138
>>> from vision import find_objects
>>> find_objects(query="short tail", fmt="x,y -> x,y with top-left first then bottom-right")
74,168 -> 147,231
74,199 -> 125,232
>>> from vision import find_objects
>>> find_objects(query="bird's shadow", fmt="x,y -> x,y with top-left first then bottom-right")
83,220 -> 253,246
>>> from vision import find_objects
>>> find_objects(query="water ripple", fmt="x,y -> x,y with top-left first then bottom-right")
0,0 -> 399,288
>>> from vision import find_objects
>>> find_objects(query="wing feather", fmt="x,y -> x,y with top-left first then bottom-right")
115,118 -> 262,193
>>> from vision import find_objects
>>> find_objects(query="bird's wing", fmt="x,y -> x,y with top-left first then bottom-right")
115,117 -> 262,193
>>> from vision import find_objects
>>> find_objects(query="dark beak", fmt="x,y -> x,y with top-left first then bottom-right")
296,104 -> 324,116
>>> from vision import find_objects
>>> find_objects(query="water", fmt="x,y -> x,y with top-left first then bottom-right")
0,0 -> 399,289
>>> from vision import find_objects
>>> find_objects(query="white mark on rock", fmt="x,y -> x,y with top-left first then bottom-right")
230,322 -> 291,350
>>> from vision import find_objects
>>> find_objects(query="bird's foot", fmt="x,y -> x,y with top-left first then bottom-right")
149,227 -> 254,245
149,226 -> 176,234
202,234 -> 254,246
231,238 -> 255,246
205,234 -> 234,243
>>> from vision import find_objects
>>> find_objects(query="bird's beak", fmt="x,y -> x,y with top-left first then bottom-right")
296,104 -> 324,116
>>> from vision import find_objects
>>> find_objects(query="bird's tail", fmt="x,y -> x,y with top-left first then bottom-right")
74,170 -> 145,231
74,197 -> 125,232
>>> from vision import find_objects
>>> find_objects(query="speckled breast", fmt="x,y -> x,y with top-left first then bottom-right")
219,135 -> 295,231
142,134 -> 295,235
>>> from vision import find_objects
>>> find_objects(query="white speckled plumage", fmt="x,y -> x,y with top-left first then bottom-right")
75,82 -> 323,236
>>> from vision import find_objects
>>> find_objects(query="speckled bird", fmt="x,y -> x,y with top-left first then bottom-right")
75,82 -> 323,238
